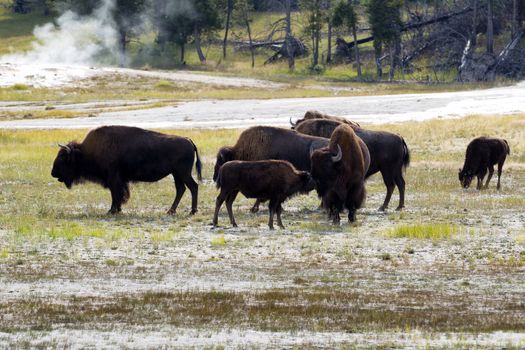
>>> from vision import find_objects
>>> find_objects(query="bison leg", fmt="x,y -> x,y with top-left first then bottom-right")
168,174 -> 186,215
484,166 -> 494,189
379,170 -> 395,211
394,171 -> 406,211
496,160 -> 505,190
212,190 -> 227,227
276,203 -> 285,229
225,191 -> 238,227
182,174 -> 199,215
268,198 -> 278,230
108,174 -> 126,214
250,199 -> 261,213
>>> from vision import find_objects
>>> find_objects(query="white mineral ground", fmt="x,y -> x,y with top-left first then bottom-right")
0,63 -> 525,129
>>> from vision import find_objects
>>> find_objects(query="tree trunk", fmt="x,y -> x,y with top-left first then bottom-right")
194,29 -> 206,63
223,0 -> 233,59
486,0 -> 493,54
471,0 -> 478,47
513,0 -> 518,36
327,22 -> 332,63
285,0 -> 295,71
180,44 -> 185,64
313,29 -> 320,66
118,28 -> 127,67
244,7 -> 255,68
374,40 -> 382,79
352,23 -> 362,79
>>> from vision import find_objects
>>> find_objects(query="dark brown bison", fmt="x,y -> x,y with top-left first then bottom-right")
213,160 -> 315,229
294,118 -> 410,211
310,124 -> 370,224
459,137 -> 510,190
213,126 -> 328,212
290,110 -> 360,128
51,125 -> 202,215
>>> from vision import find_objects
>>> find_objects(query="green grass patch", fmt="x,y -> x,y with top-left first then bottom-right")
386,223 -> 461,240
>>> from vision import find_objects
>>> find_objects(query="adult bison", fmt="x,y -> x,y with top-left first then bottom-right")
290,110 -> 360,129
294,118 -> 410,211
459,137 -> 510,190
51,126 -> 202,215
213,160 -> 315,229
310,124 -> 370,223
213,126 -> 328,212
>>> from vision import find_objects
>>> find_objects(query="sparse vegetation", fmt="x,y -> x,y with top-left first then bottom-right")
0,114 -> 524,347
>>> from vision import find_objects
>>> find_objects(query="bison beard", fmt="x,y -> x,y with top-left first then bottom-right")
310,124 -> 369,224
212,160 -> 315,229
51,126 -> 202,215
294,117 -> 410,211
458,137 -> 510,190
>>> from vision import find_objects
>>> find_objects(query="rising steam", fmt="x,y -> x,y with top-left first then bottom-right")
2,0 -> 120,65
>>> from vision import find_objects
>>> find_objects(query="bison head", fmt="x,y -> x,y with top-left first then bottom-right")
309,144 -> 342,196
458,168 -> 473,189
51,143 -> 82,189
213,147 -> 234,182
298,171 -> 316,194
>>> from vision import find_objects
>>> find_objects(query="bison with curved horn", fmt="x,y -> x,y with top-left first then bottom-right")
294,117 -> 410,211
51,125 -> 202,215
310,124 -> 370,223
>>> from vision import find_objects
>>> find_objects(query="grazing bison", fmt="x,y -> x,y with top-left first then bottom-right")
51,125 -> 202,215
213,160 -> 315,229
459,137 -> 510,190
290,110 -> 360,129
213,126 -> 328,212
295,118 -> 410,211
310,124 -> 370,223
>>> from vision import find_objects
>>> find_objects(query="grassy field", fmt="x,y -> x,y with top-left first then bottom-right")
0,115 -> 524,348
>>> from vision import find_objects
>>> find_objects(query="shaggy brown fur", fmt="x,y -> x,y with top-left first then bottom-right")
310,124 -> 369,224
290,110 -> 360,129
295,118 -> 410,211
459,137 -> 510,190
51,126 -> 201,215
213,160 -> 315,229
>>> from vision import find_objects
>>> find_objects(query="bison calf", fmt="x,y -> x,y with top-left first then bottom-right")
51,126 -> 202,215
459,136 -> 510,190
213,160 -> 315,229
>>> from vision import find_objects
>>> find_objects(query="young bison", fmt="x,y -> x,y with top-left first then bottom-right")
213,160 -> 315,229
459,137 -> 510,190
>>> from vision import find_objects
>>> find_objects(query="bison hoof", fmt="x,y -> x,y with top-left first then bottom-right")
232,223 -> 238,228
378,206 -> 387,212
108,208 -> 120,215
395,206 -> 404,211
250,206 -> 259,213
190,209 -> 197,215
167,209 -> 176,215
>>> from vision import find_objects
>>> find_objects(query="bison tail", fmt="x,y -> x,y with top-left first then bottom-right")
402,137 -> 411,169
504,139 -> 510,155
191,140 -> 203,182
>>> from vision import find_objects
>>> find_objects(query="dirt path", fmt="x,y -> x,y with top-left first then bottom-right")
1,81 -> 524,129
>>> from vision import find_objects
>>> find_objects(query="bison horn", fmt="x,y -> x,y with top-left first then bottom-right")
331,144 -> 342,163
58,143 -> 71,154
289,117 -> 296,127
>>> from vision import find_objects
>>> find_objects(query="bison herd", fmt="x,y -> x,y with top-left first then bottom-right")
51,110 -> 511,230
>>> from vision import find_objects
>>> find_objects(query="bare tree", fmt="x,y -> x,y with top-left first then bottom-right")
486,0 -> 494,54
223,0 -> 234,59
